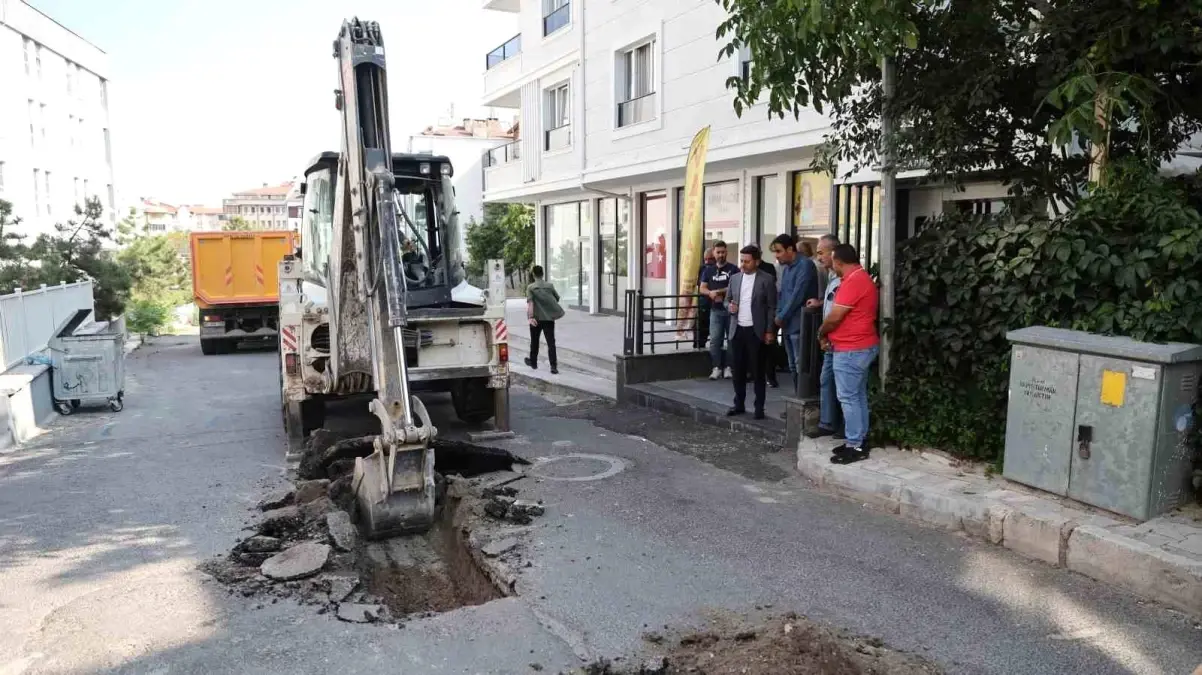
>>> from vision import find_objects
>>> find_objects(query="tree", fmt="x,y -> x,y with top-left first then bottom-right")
223,216 -> 252,231
465,203 -> 534,286
717,0 -> 1202,205
118,228 -> 191,308
0,200 -> 34,291
17,198 -> 131,318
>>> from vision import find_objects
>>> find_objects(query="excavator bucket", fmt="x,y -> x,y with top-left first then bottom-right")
353,442 -> 436,539
352,395 -> 438,539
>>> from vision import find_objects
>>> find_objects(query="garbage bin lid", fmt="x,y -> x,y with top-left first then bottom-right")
1007,326 -> 1202,364
53,308 -> 93,338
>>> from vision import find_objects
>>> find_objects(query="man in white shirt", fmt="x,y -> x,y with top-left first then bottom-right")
724,245 -> 778,419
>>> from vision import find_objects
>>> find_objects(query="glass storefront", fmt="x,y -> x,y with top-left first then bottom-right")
599,198 -> 630,313
703,181 -> 742,252
544,202 -> 577,303
755,175 -> 783,264
641,192 -> 670,297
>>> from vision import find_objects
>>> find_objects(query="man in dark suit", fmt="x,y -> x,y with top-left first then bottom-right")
724,245 -> 778,419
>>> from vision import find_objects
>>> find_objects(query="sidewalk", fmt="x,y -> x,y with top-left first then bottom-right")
797,436 -> 1202,619
504,301 -> 790,442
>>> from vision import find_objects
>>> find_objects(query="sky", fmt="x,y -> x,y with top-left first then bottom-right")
28,0 -> 518,206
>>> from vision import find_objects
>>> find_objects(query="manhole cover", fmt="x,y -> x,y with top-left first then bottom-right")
527,453 -> 627,482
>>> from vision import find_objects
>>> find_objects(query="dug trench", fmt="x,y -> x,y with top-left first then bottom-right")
200,429 -> 542,624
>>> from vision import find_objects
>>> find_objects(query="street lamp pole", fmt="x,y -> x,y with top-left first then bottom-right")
878,55 -> 897,386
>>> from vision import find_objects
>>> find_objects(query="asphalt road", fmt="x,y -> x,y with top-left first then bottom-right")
0,336 -> 1199,675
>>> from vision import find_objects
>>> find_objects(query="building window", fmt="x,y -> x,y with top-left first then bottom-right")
545,201 -> 590,308
791,171 -> 834,239
28,100 -> 35,148
33,170 -> 41,215
83,179 -> 89,200
74,178 -> 80,205
617,40 -> 656,128
44,171 -> 52,217
35,45 -> 43,80
66,62 -> 74,97
543,0 -> 570,36
544,83 -> 571,152
106,184 -> 115,211
39,105 -> 46,147
100,80 -> 109,110
103,128 -> 113,168
703,181 -> 742,253
24,40 -> 33,76
69,115 -> 75,148
738,45 -> 752,83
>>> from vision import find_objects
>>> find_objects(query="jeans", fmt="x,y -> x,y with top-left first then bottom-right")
819,351 -> 842,431
708,309 -> 731,369
833,345 -> 879,447
730,326 -> 766,412
782,331 -> 800,379
528,320 -> 557,368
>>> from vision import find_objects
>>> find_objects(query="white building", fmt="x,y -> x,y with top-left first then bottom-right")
0,0 -> 118,238
479,0 -> 1010,314
222,183 -> 293,230
406,117 -> 517,252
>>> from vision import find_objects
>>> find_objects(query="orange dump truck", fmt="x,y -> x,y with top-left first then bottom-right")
190,230 -> 296,355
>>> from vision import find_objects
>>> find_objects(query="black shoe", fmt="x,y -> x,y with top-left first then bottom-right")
830,446 -> 870,464
806,427 -> 836,439
550,366 -> 559,375
753,410 -> 766,420
524,357 -> 536,370
726,407 -> 746,417
768,379 -> 779,389
833,430 -> 846,440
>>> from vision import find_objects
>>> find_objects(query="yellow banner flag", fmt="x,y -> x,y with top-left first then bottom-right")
676,126 -> 711,338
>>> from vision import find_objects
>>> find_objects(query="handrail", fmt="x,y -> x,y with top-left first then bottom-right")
542,3 -> 570,36
486,33 -> 521,70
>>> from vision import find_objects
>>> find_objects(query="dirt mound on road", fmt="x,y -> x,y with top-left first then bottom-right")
575,614 -> 941,675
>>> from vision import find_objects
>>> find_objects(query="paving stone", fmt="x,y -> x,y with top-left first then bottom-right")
825,465 -> 903,514
260,542 -> 330,581
326,510 -> 358,552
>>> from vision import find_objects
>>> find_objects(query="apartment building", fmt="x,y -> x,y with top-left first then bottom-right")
407,117 -> 517,252
222,183 -> 293,230
480,0 -> 1009,314
0,0 -> 119,238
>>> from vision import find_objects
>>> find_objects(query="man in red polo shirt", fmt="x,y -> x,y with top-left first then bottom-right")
817,244 -> 879,464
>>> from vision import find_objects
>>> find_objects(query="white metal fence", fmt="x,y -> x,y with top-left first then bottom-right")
0,281 -> 95,371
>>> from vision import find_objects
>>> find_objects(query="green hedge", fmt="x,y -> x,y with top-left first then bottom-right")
871,164 -> 1202,462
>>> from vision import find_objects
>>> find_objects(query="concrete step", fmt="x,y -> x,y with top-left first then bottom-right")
508,359 -> 616,401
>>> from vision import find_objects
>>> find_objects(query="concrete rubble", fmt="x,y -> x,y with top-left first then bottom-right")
336,603 -> 387,624
260,542 -> 331,581
482,537 -> 519,558
326,510 -> 358,552
295,479 -> 331,505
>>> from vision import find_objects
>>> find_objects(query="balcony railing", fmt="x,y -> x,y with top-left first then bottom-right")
486,34 -> 521,70
484,140 -> 521,168
544,124 -> 570,152
617,91 -> 656,128
543,3 -> 570,36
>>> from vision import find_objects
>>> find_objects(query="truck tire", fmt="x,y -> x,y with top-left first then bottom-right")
201,339 -> 219,356
451,378 -> 495,424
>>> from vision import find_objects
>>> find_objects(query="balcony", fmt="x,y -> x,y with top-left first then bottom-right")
617,92 -> 657,128
543,3 -> 570,36
486,34 -> 521,70
544,124 -> 570,152
485,140 -> 521,167
483,140 -> 523,195
483,0 -> 519,11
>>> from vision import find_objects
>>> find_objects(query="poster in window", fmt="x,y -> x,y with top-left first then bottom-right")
792,171 -> 832,235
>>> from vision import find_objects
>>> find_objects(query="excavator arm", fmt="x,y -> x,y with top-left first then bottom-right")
329,18 -> 437,538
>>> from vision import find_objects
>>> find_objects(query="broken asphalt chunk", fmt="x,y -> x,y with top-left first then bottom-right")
260,542 -> 331,581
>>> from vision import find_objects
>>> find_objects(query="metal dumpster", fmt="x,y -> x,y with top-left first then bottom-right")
1003,326 -> 1202,520
47,309 -> 126,414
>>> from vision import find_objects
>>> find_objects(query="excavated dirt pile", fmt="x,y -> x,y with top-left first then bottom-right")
568,614 -> 942,675
200,430 -> 541,624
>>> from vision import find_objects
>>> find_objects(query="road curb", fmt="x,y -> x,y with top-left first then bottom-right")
509,370 -> 612,402
795,438 -> 1202,619
1067,525 -> 1202,618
